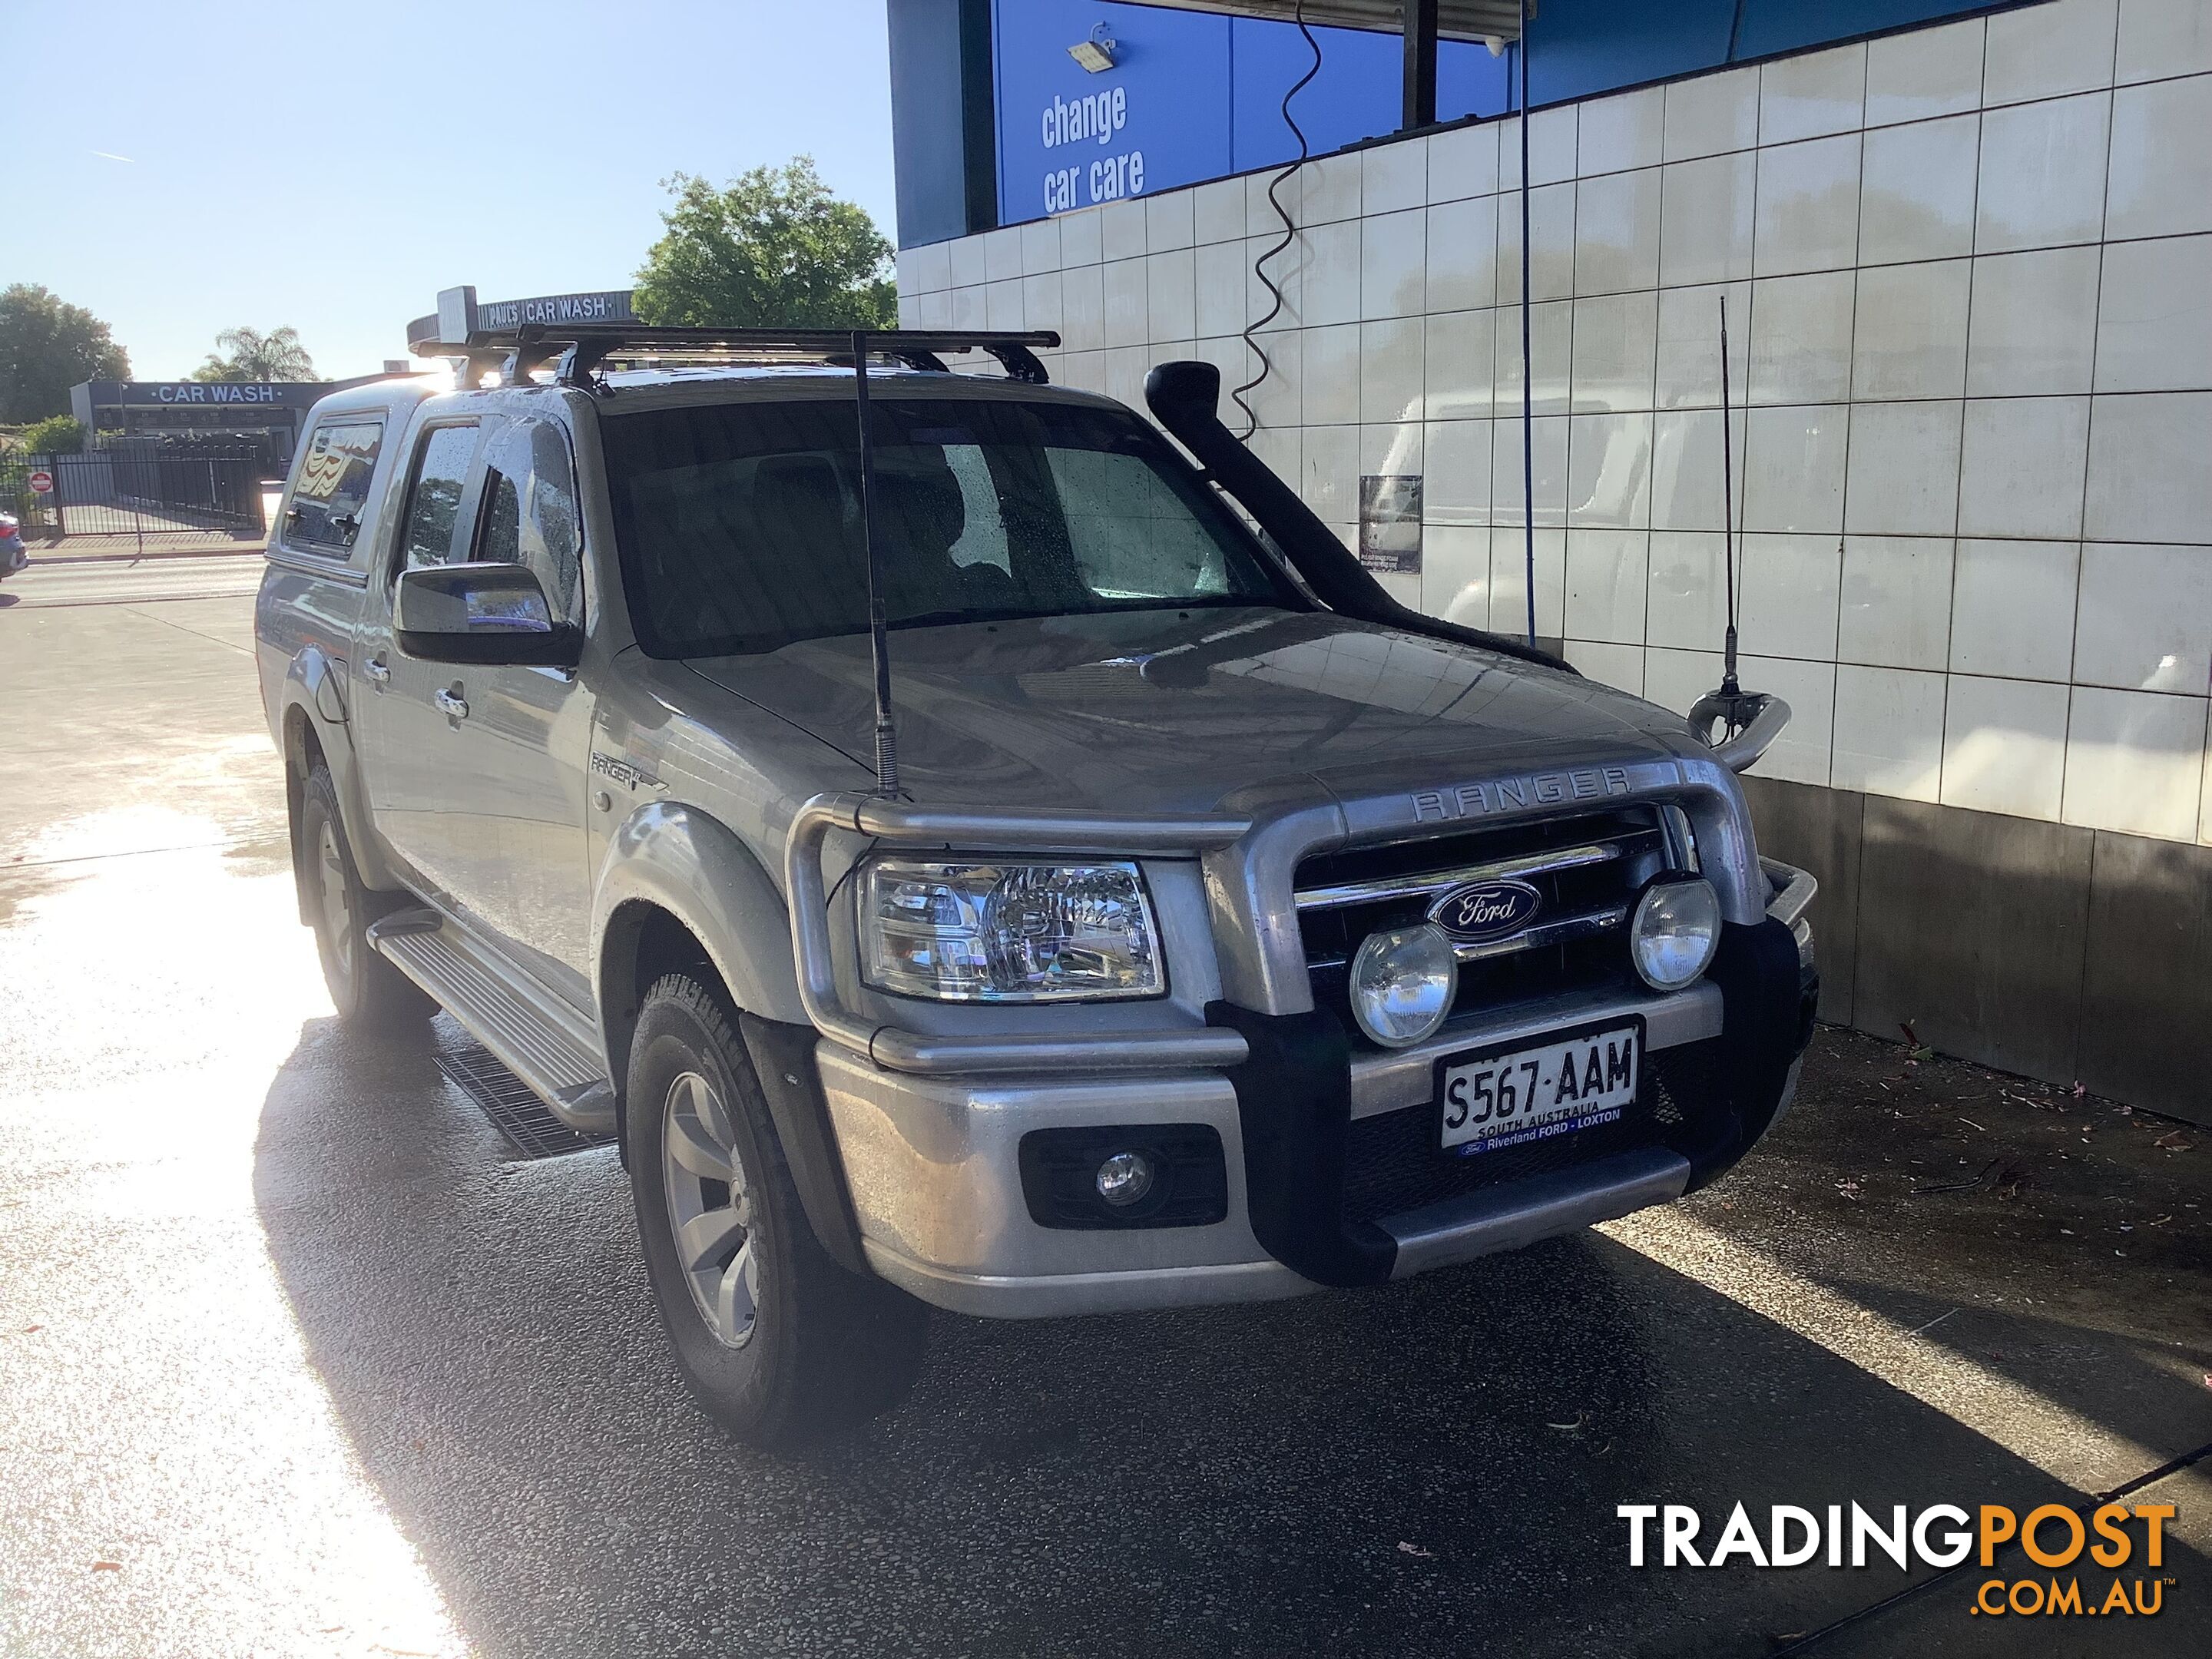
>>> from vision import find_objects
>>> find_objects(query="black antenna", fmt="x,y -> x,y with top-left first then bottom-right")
1719,293 -> 1740,700
849,330 -> 899,797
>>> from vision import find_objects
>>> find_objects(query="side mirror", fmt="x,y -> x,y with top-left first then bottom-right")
395,562 -> 581,667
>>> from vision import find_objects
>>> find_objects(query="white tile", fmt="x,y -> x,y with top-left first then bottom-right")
1102,199 -> 1149,263
1734,654 -> 1838,784
1373,569 -> 1422,609
1759,44 -> 1866,145
1245,170 -> 1290,238
1490,414 -> 1571,530
1658,154 -> 1756,288
949,283 -> 984,330
1654,282 -> 1752,409
1422,524 -> 1492,624
1984,0 -> 2118,106
1572,167 -> 1661,296
1975,93 -> 2112,253
1563,640 -> 1646,694
1301,323 -> 1361,426
2115,0 -> 2212,82
1844,401 -> 1962,535
1247,423 -> 1299,492
1427,119 -> 1499,203
1858,114 -> 1979,267
1304,151 -> 1363,224
1942,674 -> 2071,820
1059,265 -> 1104,351
1747,271 -> 1855,406
1565,528 -> 1649,643
1663,65 -> 1760,161
1531,107 -> 1580,187
1571,292 -> 1660,414
1833,665 -> 1948,800
1194,239 -> 1250,340
1737,531 -> 1843,661
1302,218 -> 1363,326
949,234 -> 987,289
1956,397 -> 2091,538
1102,346 -> 1149,410
1300,422 -> 1359,524
1577,86 -> 1664,177
1360,317 -> 1426,425
1362,207 -> 1428,320
2073,541 -> 2212,691
1021,270 -> 1062,336
915,289 -> 952,329
1742,404 -> 1849,535
1250,231 -> 1306,331
1194,178 -> 1245,246
1145,250 -> 1196,344
2062,685 -> 2210,836
1426,195 -> 1498,313
1102,257 -> 1147,347
896,291 -> 919,328
1058,208 -> 1104,268
1949,538 -> 2081,679
1754,134 -> 1862,277
1362,419 -> 1422,482
1363,137 -> 1429,216
1497,182 -> 1576,304
1567,412 -> 1654,528
1644,645 -> 1724,718
1645,530 -> 1729,648
1145,190 -> 1196,254
1839,535 -> 1955,671
983,226 -> 1024,282
1852,261 -> 1972,400
2095,234 -> 2212,392
1649,407 -> 1747,531
2085,390 -> 2212,541
1244,326 -> 1301,431
909,241 -> 952,293
1488,526 -> 1567,635
984,277 -> 1025,331
1058,348 -> 1106,396
1423,419 -> 1494,524
1493,298 -> 1574,417
1965,246 -> 2102,396
1865,17 -> 1986,127
1021,217 -> 1063,276
1424,309 -> 1495,420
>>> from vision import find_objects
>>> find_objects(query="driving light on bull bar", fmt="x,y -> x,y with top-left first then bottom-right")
1630,876 -> 1721,990
861,859 -> 1163,1002
1348,922 -> 1459,1048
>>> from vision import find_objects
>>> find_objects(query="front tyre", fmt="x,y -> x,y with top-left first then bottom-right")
298,765 -> 435,1032
627,973 -> 926,1447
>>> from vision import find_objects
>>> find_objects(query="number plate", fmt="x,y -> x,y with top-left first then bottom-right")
1435,1019 -> 1643,1157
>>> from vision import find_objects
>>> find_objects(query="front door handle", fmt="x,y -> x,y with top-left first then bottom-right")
363,653 -> 390,684
435,687 -> 470,721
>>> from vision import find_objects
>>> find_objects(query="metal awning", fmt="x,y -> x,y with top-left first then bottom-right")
1132,1 -> 1522,44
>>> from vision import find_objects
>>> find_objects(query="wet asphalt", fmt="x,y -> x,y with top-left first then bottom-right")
1,562 -> 2207,1657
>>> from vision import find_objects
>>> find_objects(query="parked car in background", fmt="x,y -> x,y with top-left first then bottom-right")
0,512 -> 28,580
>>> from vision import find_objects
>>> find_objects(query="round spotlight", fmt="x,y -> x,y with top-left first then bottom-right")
1095,1151 -> 1155,1207
1348,922 -> 1459,1048
1630,876 -> 1721,990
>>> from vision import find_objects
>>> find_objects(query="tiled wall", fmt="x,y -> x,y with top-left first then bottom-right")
900,0 -> 2212,853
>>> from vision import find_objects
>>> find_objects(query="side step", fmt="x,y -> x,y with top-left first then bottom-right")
366,909 -> 617,1135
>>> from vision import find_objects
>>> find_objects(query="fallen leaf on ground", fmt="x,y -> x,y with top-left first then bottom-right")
1545,1413 -> 1586,1432
2154,1132 -> 2193,1151
91,1561 -> 121,1572
1397,1541 -> 1435,1558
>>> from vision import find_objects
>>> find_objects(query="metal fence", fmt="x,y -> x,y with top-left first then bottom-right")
0,449 -> 271,543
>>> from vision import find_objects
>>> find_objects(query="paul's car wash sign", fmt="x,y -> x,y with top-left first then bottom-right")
475,290 -> 635,330
126,382 -> 296,406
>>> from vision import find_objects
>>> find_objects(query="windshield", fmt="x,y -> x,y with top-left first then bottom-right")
601,392 -> 1300,657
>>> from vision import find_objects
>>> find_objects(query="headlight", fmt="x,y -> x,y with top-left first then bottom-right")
1348,922 -> 1458,1048
1630,876 -> 1720,990
861,858 -> 1163,1002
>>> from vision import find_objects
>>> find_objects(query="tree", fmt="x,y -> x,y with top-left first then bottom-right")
633,157 -> 896,330
193,325 -> 316,382
21,415 -> 88,455
0,285 -> 130,422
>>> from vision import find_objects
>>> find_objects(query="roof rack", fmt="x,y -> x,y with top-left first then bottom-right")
409,324 -> 1062,391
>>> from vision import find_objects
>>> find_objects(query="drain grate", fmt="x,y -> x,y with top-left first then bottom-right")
435,1041 -> 615,1159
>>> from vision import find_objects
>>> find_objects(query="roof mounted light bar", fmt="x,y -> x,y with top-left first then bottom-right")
409,323 -> 1061,390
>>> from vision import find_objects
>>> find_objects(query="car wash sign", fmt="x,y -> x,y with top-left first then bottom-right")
996,1 -> 1230,220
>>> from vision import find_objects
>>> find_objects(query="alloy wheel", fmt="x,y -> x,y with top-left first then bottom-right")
660,1069 -> 759,1348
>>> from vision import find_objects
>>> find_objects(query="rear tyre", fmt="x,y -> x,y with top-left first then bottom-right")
298,764 -> 436,1032
627,972 -> 927,1447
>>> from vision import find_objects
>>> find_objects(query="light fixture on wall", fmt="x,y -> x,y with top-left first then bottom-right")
1068,23 -> 1117,73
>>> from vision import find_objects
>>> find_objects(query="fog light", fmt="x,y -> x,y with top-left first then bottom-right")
1348,922 -> 1459,1048
1631,876 -> 1721,990
1095,1151 -> 1154,1207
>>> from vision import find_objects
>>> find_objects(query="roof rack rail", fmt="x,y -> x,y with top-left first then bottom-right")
409,324 -> 1062,390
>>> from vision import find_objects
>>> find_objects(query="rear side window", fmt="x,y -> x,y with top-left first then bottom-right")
286,419 -> 383,551
475,418 -> 584,624
399,425 -> 479,568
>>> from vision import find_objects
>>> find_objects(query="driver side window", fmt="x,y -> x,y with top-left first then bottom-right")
399,424 -> 481,570
475,418 -> 584,624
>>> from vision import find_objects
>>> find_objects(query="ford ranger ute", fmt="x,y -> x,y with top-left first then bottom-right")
255,324 -> 1816,1446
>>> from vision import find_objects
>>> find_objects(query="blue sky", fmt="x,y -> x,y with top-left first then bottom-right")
6,1 -> 897,381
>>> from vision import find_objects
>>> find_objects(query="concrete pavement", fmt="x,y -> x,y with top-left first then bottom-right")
1,562 -> 2205,1657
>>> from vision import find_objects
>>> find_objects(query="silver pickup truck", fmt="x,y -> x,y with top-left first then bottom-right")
255,324 -> 1816,1446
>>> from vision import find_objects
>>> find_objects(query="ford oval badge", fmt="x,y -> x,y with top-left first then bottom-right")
1428,878 -> 1542,942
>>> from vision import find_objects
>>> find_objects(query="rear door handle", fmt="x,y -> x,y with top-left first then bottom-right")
435,687 -> 470,721
363,654 -> 390,684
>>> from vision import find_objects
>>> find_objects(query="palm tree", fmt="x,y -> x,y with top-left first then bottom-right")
193,325 -> 317,382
